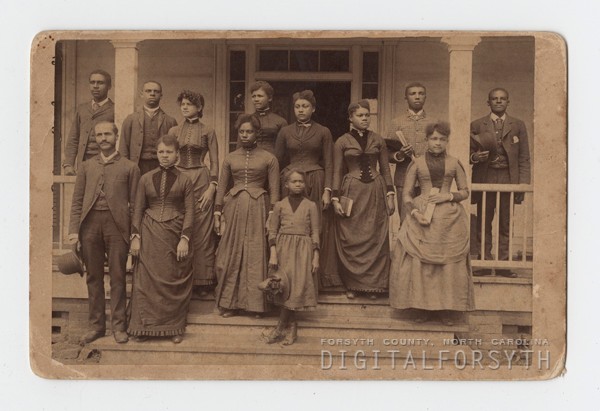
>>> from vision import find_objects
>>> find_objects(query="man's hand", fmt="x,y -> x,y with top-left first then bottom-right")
472,150 -> 490,163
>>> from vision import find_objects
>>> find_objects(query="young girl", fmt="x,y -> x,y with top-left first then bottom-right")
265,170 -> 320,345
213,114 -> 280,317
389,121 -> 475,325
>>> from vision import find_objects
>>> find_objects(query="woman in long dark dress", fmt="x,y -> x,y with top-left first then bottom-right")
128,135 -> 195,344
213,114 -> 280,317
168,90 -> 219,296
274,90 -> 341,288
389,121 -> 475,325
332,99 -> 396,299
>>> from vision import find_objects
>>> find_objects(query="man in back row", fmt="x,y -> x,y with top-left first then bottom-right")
119,80 -> 178,175
63,69 -> 114,175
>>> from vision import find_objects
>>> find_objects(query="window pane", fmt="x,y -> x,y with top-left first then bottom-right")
230,51 -> 246,81
229,82 -> 245,112
230,113 -> 241,146
290,50 -> 318,71
362,52 -> 379,82
259,50 -> 288,71
362,83 -> 378,100
320,50 -> 349,72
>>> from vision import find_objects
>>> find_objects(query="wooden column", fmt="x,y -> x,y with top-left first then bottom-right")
441,35 -> 481,188
110,40 -> 139,143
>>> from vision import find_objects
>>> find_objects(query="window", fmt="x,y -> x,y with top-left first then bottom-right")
362,51 -> 379,99
229,50 -> 246,152
258,49 -> 350,72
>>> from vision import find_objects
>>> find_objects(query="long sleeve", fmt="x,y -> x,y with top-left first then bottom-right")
274,129 -> 288,170
402,162 -> 418,212
450,160 -> 470,202
309,201 -> 320,250
181,177 -> 195,239
64,111 -> 81,167
131,176 -> 148,236
517,121 -> 531,184
377,136 -> 394,191
119,115 -> 133,159
332,138 -> 344,197
322,128 -> 334,189
267,155 -> 280,209
68,162 -> 86,235
207,128 -> 219,182
268,201 -> 281,246
128,164 -> 141,217
214,157 -> 231,212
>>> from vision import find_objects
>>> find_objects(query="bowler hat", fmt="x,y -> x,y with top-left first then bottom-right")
57,248 -> 84,276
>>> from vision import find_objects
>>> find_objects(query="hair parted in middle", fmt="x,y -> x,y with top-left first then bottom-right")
176,90 -> 205,118
425,121 -> 451,138
347,99 -> 371,116
234,113 -> 261,131
156,134 -> 180,151
292,90 -> 316,107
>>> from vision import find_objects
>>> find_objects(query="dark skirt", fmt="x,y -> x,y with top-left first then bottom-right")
334,175 -> 390,292
214,191 -> 269,312
178,166 -> 217,286
128,214 -> 194,336
282,168 -> 343,288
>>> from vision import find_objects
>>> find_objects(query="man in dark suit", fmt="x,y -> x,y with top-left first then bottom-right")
68,121 -> 140,344
470,88 -> 531,277
63,69 -> 114,175
119,80 -> 178,175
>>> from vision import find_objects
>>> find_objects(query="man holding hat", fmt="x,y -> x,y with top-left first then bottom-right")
68,121 -> 140,344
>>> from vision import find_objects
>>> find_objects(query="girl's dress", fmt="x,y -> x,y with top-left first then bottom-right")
268,195 -> 320,311
389,151 -> 475,311
275,121 -> 342,288
127,166 -> 195,337
332,129 -> 394,293
213,145 -> 280,313
169,120 -> 219,287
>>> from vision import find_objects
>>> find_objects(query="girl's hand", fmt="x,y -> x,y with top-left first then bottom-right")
387,195 -> 396,216
332,199 -> 345,217
268,252 -> 279,270
428,193 -> 453,204
311,253 -> 320,274
214,214 -> 222,236
413,211 -> 430,226
130,237 -> 141,257
176,237 -> 189,261
197,184 -> 216,211
322,190 -> 331,210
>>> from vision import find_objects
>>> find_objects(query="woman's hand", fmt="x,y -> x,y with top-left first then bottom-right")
332,199 -> 345,217
322,190 -> 331,210
387,194 -> 396,216
268,248 -> 278,270
214,214 -> 223,236
130,237 -> 141,257
413,210 -> 430,226
311,251 -> 320,274
176,237 -> 189,261
428,193 -> 453,204
197,184 -> 216,211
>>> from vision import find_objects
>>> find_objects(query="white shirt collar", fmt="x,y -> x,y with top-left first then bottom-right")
100,151 -> 119,163
407,109 -> 425,116
490,113 -> 507,122
144,105 -> 160,116
92,97 -> 110,107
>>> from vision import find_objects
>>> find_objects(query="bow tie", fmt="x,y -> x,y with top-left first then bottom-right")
297,121 -> 311,128
351,128 -> 367,138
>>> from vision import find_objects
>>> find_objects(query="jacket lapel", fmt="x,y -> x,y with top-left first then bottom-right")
502,116 -> 515,140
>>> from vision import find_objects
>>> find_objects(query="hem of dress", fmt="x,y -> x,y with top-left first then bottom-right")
345,287 -> 388,293
127,327 -> 186,337
390,304 -> 475,312
193,279 -> 217,286
278,304 -> 316,312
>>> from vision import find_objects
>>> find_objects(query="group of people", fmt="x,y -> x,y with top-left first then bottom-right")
66,69 -> 530,346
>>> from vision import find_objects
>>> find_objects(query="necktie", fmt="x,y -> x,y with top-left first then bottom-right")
494,118 -> 504,131
92,102 -> 100,112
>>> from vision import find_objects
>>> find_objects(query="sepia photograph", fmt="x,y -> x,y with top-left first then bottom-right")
28,30 -> 567,381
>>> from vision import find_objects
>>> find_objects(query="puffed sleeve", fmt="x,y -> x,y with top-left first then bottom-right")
207,128 -> 219,182
332,136 -> 344,198
376,134 -> 394,192
131,174 -> 148,236
309,201 -> 320,250
402,162 -> 418,212
268,201 -> 281,247
68,161 -> 86,235
181,176 -> 195,240
322,127 -> 334,189
450,159 -> 469,202
267,154 -> 280,209
214,156 -> 231,213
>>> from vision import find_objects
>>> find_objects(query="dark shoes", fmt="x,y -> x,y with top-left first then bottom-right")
496,269 -> 518,278
473,269 -> 492,277
133,336 -> 148,343
79,330 -> 105,345
221,309 -> 238,318
113,331 -> 129,344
